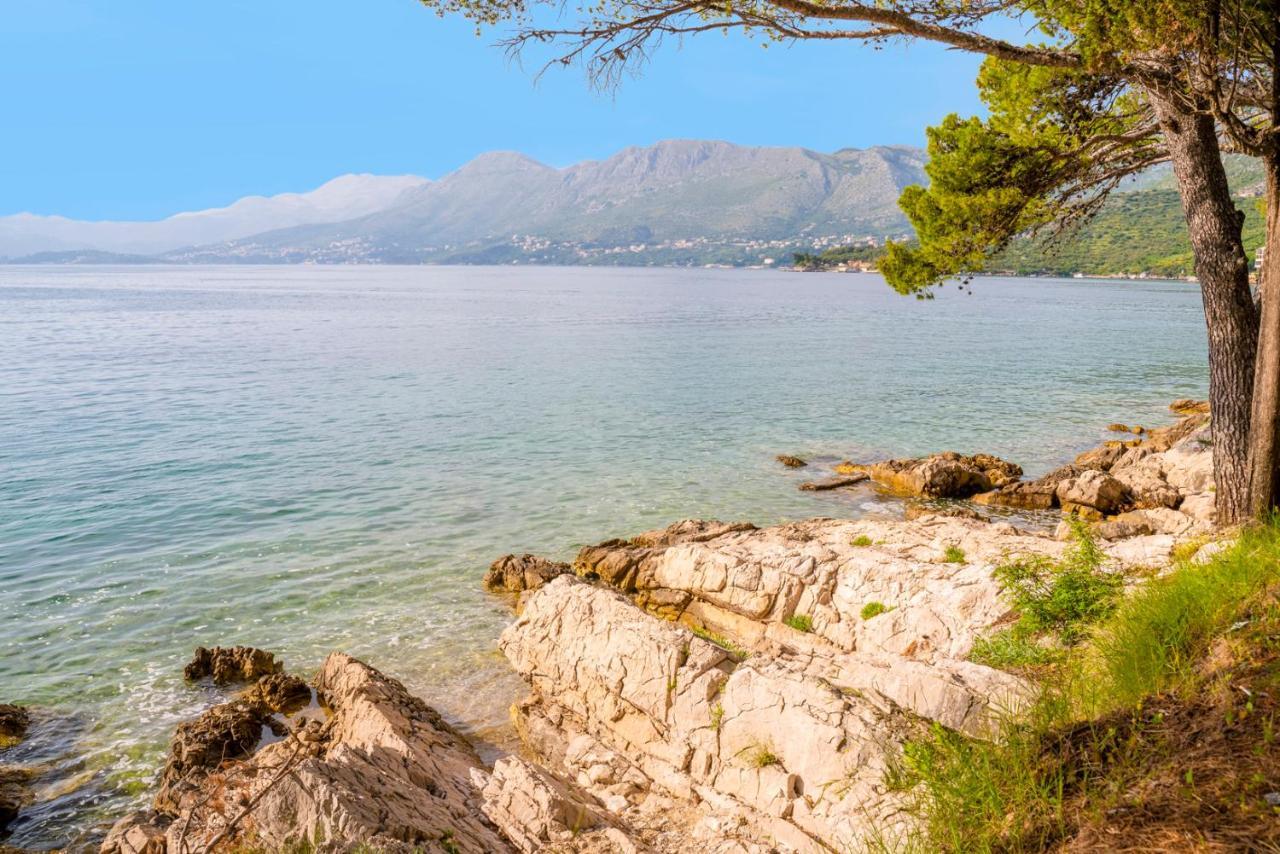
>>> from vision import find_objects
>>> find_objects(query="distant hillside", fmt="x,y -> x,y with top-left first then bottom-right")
799,156 -> 1266,279
164,141 -> 926,265
994,156 -> 1265,278
0,174 -> 428,258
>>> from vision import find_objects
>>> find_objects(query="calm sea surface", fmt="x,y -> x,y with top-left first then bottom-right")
0,265 -> 1208,846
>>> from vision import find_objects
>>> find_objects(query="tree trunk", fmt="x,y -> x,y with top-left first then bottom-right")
1151,96 -> 1259,525
1248,155 -> 1280,518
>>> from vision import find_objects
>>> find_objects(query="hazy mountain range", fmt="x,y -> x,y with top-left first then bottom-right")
0,174 -> 428,259
0,140 -> 927,266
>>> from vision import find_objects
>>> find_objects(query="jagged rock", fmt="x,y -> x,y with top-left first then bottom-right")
574,521 -> 756,592
474,757 -> 628,853
129,652 -> 513,853
154,698 -> 267,814
1111,465 -> 1181,510
1073,442 -> 1128,471
501,571 -> 1033,850
973,465 -> 1079,510
101,811 -> 170,854
183,646 -> 282,684
0,766 -> 34,832
1056,470 -> 1131,515
485,554 -> 572,594
0,705 -> 29,747
775,455 -> 807,468
629,520 -> 757,548
833,461 -> 859,475
851,452 -> 1022,498
798,474 -> 868,491
244,672 -> 312,714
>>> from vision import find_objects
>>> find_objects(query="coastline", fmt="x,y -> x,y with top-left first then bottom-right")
0,400 -> 1224,853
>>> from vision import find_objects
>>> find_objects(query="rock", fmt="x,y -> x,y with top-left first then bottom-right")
974,465 -> 1078,511
852,452 -> 1022,498
903,504 -> 986,522
244,672 -> 312,714
1170,399 -> 1210,415
629,519 -> 758,548
798,474 -> 869,491
485,554 -> 572,594
775,455 -> 807,468
154,698 -> 267,813
1092,514 -> 1155,541
1073,443 -> 1127,471
0,766 -> 33,832
1111,465 -> 1181,510
1056,470 -> 1131,515
136,652 -> 513,853
183,646 -> 282,684
476,757 -> 617,853
101,811 -> 170,854
1180,493 -> 1217,525
1191,540 -> 1231,564
833,461 -> 860,475
0,705 -> 29,748
501,570 -> 1031,850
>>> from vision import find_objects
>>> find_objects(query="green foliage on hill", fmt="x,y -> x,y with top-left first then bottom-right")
991,189 -> 1266,278
797,177 -> 1266,279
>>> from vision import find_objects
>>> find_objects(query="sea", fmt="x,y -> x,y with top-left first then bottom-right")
0,265 -> 1209,847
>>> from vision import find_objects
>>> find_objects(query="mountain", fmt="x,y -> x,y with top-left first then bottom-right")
0,174 -> 428,259
164,140 -> 928,265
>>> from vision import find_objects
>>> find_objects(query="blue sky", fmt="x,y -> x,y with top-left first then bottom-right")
3,0 -> 992,220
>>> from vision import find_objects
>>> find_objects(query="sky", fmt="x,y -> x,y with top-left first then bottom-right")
3,0 -> 995,221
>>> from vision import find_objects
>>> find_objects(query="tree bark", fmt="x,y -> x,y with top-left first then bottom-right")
1151,95 -> 1259,525
1248,156 -> 1280,518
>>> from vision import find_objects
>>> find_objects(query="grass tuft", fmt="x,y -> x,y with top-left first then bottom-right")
942,545 -> 967,564
861,601 -> 890,620
784,613 -> 814,632
851,534 -> 874,547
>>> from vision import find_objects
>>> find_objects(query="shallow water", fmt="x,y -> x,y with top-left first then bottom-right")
0,265 -> 1208,846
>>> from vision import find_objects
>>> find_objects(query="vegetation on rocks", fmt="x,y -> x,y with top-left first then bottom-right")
887,522 -> 1280,851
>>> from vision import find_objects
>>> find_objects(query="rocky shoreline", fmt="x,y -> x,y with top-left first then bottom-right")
1,402 -> 1225,853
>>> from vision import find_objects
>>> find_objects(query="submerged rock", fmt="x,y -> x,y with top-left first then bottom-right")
0,705 -> 29,748
775,454 -> 807,468
0,766 -> 33,832
183,646 -> 282,684
484,554 -> 572,594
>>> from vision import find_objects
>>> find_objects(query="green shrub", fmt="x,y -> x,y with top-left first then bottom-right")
851,534 -> 874,547
942,545 -> 967,564
861,601 -> 889,620
994,519 -> 1120,644
784,613 -> 813,632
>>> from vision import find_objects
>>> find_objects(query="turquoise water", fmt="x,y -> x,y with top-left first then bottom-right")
1,265 -> 1208,846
